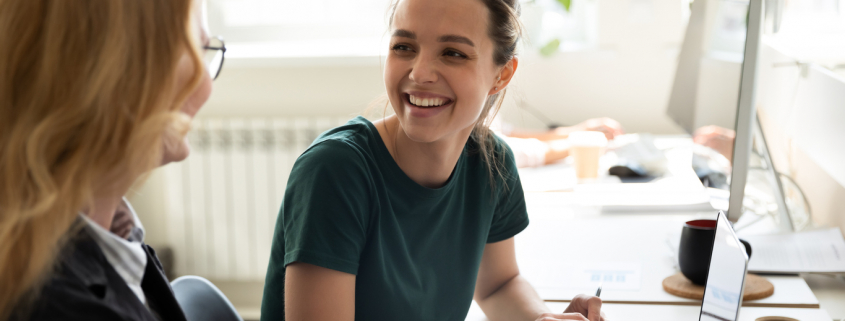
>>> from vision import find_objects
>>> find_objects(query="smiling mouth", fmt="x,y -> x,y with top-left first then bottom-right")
406,93 -> 453,108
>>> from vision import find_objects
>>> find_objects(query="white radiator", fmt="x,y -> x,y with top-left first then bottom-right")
160,116 -> 350,280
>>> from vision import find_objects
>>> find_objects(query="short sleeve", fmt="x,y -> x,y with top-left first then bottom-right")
486,140 -> 529,243
277,139 -> 372,274
262,139 -> 372,320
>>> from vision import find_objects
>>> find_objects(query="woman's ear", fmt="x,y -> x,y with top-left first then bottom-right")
489,57 -> 519,95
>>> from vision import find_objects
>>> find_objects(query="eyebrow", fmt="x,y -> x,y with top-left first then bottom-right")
391,29 -> 475,47
392,29 -> 416,39
438,34 -> 474,47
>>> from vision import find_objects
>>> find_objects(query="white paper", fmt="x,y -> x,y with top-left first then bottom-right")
563,262 -> 643,291
536,261 -> 643,292
573,182 -> 715,212
745,228 -> 845,273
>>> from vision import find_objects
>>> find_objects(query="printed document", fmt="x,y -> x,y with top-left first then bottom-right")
744,228 -> 845,273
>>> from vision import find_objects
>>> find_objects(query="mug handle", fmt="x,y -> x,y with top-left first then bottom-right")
739,239 -> 752,259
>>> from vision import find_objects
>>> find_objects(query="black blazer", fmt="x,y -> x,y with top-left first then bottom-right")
13,229 -> 187,321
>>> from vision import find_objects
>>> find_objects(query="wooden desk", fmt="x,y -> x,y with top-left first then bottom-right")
515,192 -> 820,308
466,301 -> 834,321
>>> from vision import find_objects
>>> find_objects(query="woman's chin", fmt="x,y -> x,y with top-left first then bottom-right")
401,120 -> 473,145
401,125 -> 442,143
161,137 -> 191,166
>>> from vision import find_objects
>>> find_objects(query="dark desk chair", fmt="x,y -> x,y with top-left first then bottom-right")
171,276 -> 244,321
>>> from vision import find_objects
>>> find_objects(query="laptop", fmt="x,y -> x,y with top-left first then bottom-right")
699,211 -> 751,321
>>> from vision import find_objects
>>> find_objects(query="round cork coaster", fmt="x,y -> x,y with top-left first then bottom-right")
662,272 -> 774,301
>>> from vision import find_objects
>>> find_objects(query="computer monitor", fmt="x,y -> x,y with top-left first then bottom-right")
728,0 -> 764,222
666,0 -> 766,222
699,211 -> 750,321
668,0 -> 752,134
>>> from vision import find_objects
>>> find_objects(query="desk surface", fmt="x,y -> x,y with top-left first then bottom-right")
516,192 -> 820,308
513,136 -> 845,318
466,301 -> 833,321
803,273 -> 845,319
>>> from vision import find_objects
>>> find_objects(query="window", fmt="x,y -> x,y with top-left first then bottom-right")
207,0 -> 393,58
765,0 -> 845,71
206,0 -> 609,59
521,0 -> 599,53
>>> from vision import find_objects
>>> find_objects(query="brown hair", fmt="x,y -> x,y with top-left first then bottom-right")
387,0 -> 523,188
0,0 -> 203,317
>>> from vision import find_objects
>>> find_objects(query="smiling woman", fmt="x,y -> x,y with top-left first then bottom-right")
260,0 -> 605,320
381,0 -> 520,188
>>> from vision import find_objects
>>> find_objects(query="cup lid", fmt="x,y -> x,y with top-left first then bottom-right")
568,131 -> 608,147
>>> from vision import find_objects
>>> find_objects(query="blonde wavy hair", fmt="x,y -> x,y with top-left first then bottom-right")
0,0 -> 204,317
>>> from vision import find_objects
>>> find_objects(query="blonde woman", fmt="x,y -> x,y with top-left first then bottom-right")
0,0 -> 222,320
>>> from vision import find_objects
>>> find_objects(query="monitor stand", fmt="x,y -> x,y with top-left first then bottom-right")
751,113 -> 794,232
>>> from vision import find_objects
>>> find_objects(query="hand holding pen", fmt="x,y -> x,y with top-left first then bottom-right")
560,284 -> 606,321
531,284 -> 606,321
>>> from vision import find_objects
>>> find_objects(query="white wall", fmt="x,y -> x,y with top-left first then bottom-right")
497,48 -> 684,133
757,40 -> 845,232
201,58 -> 386,118
201,48 -> 692,135
198,0 -> 693,134
693,56 -> 741,130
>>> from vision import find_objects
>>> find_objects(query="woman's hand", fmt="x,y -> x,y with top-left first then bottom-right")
559,294 -> 606,321
109,202 -> 135,239
693,125 -> 736,161
575,118 -> 624,140
534,311 -> 606,321
557,118 -> 625,140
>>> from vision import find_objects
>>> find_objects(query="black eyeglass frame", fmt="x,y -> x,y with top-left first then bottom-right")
203,36 -> 226,80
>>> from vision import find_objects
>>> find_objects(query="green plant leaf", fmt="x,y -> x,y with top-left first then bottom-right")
539,39 -> 561,57
556,0 -> 572,12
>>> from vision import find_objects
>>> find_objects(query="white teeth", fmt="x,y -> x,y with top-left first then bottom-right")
409,94 -> 447,107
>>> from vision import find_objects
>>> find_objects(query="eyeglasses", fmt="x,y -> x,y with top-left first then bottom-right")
203,36 -> 226,80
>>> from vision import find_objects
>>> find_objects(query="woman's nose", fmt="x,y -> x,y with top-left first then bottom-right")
408,56 -> 438,85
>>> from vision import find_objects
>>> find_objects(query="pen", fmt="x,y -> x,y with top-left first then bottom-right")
595,283 -> 602,298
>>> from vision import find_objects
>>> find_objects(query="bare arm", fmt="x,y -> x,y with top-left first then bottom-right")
285,262 -> 356,321
474,238 -> 604,321
473,238 -> 550,320
507,129 -> 571,142
507,118 -> 625,142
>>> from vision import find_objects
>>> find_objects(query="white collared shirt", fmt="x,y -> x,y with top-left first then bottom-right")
80,198 -> 148,306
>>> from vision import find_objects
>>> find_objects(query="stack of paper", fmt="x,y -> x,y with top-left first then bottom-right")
744,228 -> 845,274
573,182 -> 716,213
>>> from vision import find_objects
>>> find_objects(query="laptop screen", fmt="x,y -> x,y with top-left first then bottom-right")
699,211 -> 750,321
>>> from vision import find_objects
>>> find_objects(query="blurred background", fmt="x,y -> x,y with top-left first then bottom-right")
126,0 -> 845,318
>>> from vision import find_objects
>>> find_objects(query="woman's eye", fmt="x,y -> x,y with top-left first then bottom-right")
392,44 -> 413,52
444,50 -> 467,59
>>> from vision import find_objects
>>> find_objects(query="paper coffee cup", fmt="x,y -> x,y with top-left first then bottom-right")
568,131 -> 608,180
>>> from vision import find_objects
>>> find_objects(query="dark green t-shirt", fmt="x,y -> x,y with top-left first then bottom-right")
261,116 -> 529,320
